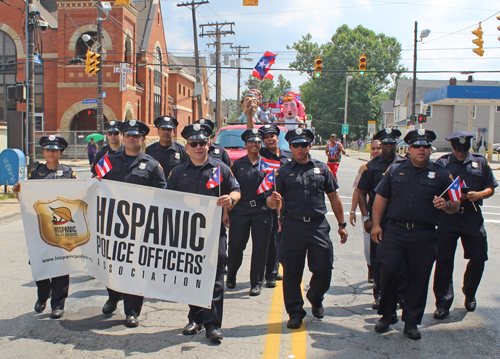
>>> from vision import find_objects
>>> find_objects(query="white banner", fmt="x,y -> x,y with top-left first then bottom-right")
19,179 -> 221,308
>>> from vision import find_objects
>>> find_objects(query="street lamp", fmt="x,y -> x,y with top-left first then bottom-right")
412,22 -> 430,124
343,75 -> 353,146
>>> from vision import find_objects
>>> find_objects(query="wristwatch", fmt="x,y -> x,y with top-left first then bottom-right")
229,196 -> 236,206
362,216 -> 370,222
338,222 -> 347,228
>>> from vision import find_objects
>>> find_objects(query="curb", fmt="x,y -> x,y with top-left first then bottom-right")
0,211 -> 21,222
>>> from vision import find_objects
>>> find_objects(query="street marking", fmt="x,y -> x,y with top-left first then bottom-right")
263,271 -> 284,359
289,280 -> 307,359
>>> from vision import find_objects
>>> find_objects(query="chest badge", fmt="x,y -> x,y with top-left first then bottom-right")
175,153 -> 181,159
214,148 -> 220,154
314,168 -> 321,174
471,162 -> 478,168
428,171 -> 435,179
139,163 -> 146,170
56,170 -> 63,177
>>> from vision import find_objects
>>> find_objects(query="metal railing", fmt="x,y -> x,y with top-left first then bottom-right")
34,131 -> 108,161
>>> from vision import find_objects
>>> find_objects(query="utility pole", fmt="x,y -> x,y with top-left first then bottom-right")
200,22 -> 234,129
412,21 -> 417,125
26,0 -> 35,172
177,0 -> 208,120
230,44 -> 249,114
96,0 -> 104,142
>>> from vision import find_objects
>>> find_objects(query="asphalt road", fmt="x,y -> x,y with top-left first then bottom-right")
1,149 -> 500,358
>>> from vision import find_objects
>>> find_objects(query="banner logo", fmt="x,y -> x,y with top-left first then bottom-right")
34,197 -> 90,251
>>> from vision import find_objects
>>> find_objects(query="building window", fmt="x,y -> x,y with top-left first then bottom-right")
188,89 -> 191,98
0,31 -> 17,124
183,86 -> 185,96
473,105 -> 476,119
426,105 -> 432,118
124,35 -> 133,63
75,32 -> 98,59
179,84 -> 181,94
154,48 -> 162,120
496,105 -> 500,113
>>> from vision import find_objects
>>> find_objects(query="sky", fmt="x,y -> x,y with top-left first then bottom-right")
160,0 -> 500,102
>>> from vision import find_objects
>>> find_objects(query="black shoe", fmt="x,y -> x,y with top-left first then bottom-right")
226,278 -> 236,289
50,309 -> 64,319
374,314 -> 398,333
183,321 -> 204,335
250,286 -> 262,296
102,300 -> 118,315
276,273 -> 283,281
433,307 -> 449,319
403,323 -> 421,340
372,298 -> 380,310
205,324 -> 223,341
306,292 -> 324,319
265,280 -> 276,288
125,315 -> 139,327
34,299 -> 47,313
465,296 -> 476,312
287,317 -> 302,329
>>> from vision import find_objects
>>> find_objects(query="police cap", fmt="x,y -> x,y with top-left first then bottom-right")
285,128 -> 314,144
374,128 -> 402,144
40,135 -> 68,150
404,129 -> 437,145
154,116 -> 178,129
104,120 -> 122,132
260,124 -> 280,136
445,131 -> 473,152
241,128 -> 264,142
194,118 -> 215,131
120,120 -> 150,136
181,123 -> 212,140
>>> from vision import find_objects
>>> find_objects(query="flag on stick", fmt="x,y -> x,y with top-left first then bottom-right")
257,171 -> 276,194
95,153 -> 113,178
252,52 -> 277,81
259,157 -> 280,172
206,166 -> 221,189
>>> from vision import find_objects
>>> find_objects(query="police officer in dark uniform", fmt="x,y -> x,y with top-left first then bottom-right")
227,128 -> 272,296
91,120 -> 124,176
167,123 -> 240,342
13,135 -> 77,319
267,128 -> 348,329
99,120 -> 166,328
371,129 -> 460,340
357,128 -> 406,310
145,116 -> 187,179
433,131 -> 497,319
194,118 -> 232,166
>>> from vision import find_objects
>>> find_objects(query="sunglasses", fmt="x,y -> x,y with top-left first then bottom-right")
291,142 -> 309,148
188,141 -> 208,148
411,144 -> 431,149
107,131 -> 119,136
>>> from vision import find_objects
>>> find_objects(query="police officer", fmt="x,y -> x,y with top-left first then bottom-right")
267,128 -> 348,329
91,120 -> 124,176
194,118 -> 232,166
357,128 -> 405,310
227,128 -> 272,296
167,123 -> 240,342
145,116 -> 187,179
13,135 -> 77,319
433,132 -> 497,319
371,129 -> 460,340
99,120 -> 166,328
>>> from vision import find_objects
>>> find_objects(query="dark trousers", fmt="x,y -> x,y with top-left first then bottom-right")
265,211 -> 280,281
433,211 -> 488,310
377,223 -> 437,324
370,240 -> 407,302
227,211 -> 272,287
280,216 -> 333,320
106,288 -> 144,317
188,234 -> 227,327
36,275 -> 69,311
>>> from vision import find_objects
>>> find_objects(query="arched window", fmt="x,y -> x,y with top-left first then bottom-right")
124,35 -> 132,63
153,47 -> 162,119
75,32 -> 98,59
0,31 -> 17,123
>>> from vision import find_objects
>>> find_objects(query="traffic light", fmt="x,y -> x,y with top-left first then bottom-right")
471,24 -> 484,57
417,114 -> 427,123
314,57 -> 322,79
359,54 -> 367,76
87,109 -> 97,116
85,50 -> 101,74
116,0 -> 130,5
85,51 -> 93,74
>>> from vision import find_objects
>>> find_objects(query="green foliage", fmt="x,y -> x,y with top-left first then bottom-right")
287,25 -> 406,141
242,74 -> 292,104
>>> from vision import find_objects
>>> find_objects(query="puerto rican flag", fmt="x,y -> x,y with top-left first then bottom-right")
252,52 -> 277,81
257,170 -> 276,194
259,157 -> 280,173
447,176 -> 462,201
95,153 -> 113,179
206,166 -> 221,189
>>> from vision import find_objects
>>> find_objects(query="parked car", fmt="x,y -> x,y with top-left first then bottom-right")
213,124 -> 288,162
492,144 -> 500,154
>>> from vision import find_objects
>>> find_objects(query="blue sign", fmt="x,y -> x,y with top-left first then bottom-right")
0,149 -> 26,185
82,99 -> 97,104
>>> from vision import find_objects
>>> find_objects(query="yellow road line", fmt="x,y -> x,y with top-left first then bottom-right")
289,281 -> 307,359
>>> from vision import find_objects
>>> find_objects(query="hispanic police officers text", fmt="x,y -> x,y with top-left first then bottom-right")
267,128 -> 348,330
433,131 -> 497,320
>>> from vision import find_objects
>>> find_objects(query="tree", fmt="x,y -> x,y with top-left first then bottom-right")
242,74 -> 292,104
287,25 -> 406,142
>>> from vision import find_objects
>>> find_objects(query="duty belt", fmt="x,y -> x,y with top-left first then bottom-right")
288,213 -> 323,223
458,206 -> 480,214
239,199 -> 266,207
388,219 -> 436,230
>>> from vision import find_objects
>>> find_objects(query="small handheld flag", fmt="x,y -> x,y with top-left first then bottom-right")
95,153 -> 113,179
206,166 -> 221,189
252,52 -> 277,81
446,176 -> 462,201
257,171 -> 276,194
259,157 -> 280,172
